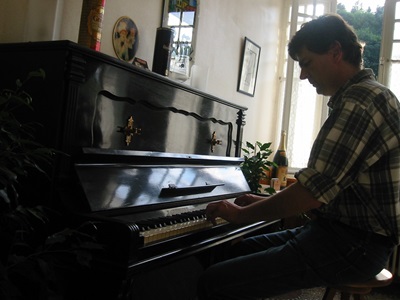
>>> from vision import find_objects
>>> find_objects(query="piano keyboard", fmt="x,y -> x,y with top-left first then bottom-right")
137,209 -> 227,245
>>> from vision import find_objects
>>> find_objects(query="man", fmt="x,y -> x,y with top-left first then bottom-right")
197,14 -> 400,300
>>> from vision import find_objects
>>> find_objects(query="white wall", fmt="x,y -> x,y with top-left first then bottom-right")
194,0 -> 284,147
0,0 -> 286,153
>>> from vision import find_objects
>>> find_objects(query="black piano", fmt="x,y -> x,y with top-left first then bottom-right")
0,41 -> 279,300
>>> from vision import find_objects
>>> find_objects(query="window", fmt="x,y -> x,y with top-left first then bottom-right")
162,0 -> 198,80
379,0 -> 400,98
280,0 -> 336,171
281,0 -> 398,172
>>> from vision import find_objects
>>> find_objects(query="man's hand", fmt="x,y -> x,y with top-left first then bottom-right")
205,200 -> 242,225
206,183 -> 322,227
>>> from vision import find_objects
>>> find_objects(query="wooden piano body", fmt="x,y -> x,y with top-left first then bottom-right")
0,41 -> 279,299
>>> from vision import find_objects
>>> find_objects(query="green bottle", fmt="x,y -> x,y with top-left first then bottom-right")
272,130 -> 288,189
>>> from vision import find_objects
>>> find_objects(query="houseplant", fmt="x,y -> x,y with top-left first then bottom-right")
0,68 -> 54,209
0,70 -> 106,299
240,141 -> 276,195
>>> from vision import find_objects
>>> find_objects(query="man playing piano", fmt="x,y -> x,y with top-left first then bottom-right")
198,14 -> 400,300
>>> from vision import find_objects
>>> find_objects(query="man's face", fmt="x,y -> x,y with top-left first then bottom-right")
296,46 -> 338,96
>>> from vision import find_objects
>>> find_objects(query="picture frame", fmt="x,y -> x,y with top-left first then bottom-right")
237,37 -> 261,97
112,16 -> 139,63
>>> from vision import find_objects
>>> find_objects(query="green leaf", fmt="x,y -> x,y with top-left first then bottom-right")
246,141 -> 255,150
240,140 -> 275,194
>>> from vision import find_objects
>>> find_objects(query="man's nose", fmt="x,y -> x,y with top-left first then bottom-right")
300,68 -> 308,80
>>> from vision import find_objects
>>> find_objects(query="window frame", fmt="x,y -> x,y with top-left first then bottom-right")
281,0 -> 398,173
162,0 -> 199,80
378,0 -> 400,99
279,0 -> 336,173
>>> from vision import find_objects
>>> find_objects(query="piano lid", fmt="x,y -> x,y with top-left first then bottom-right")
74,148 -> 250,214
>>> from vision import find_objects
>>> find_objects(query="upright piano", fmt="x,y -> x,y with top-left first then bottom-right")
0,41 -> 279,300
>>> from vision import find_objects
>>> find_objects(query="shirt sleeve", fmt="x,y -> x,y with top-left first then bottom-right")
296,90 -> 384,204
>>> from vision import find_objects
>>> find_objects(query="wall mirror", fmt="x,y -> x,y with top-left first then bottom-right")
162,0 -> 198,80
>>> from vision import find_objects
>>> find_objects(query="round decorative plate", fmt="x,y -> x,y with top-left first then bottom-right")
112,16 -> 139,62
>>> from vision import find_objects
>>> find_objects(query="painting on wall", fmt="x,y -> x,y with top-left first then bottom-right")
112,16 -> 139,63
237,37 -> 261,97
164,0 -> 197,15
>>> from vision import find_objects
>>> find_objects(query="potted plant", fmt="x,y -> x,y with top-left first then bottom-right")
0,70 -> 106,299
0,68 -> 55,209
240,141 -> 276,195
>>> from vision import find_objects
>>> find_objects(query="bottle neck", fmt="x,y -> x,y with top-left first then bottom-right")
278,130 -> 286,151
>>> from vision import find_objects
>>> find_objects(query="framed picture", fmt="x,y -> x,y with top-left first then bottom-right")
237,37 -> 261,97
112,16 -> 139,63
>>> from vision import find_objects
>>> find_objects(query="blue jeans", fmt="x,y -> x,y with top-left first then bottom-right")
197,218 -> 394,300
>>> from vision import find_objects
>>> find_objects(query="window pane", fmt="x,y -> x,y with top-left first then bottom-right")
394,22 -> 400,40
182,11 -> 195,26
285,1 -> 332,170
392,41 -> 400,60
388,62 -> 400,98
316,4 -> 326,15
171,27 -> 179,42
396,1 -> 400,19
168,12 -> 181,26
306,4 -> 315,14
288,65 -> 323,168
178,27 -> 193,42
171,27 -> 193,43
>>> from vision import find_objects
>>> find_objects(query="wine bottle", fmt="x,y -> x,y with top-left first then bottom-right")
272,130 -> 288,189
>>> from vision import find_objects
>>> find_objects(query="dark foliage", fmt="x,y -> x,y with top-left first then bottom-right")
0,69 -> 56,209
0,71 -> 105,299
337,3 -> 384,76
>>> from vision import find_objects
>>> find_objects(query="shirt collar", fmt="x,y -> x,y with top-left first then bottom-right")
327,69 -> 376,109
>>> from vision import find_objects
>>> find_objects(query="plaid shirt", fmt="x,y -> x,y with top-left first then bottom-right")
296,69 -> 400,245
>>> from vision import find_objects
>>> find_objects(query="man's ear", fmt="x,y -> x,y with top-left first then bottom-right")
330,41 -> 343,62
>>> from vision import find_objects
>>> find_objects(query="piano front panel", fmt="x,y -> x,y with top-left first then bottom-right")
66,41 -> 245,158
87,91 -> 234,155
74,159 -> 249,213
